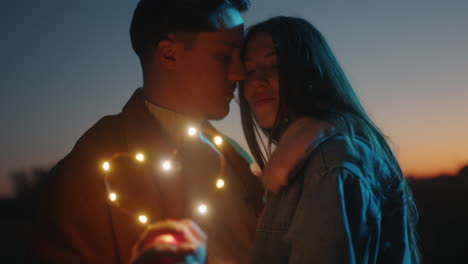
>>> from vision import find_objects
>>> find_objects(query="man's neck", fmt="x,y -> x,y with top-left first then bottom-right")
142,84 -> 205,120
144,96 -> 205,142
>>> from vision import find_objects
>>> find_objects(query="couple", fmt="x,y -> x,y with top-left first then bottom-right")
32,0 -> 420,263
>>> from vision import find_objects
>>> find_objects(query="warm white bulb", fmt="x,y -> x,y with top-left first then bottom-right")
102,161 -> 110,172
156,234 -> 177,244
162,160 -> 172,171
138,215 -> 148,224
109,192 -> 117,202
135,153 -> 145,162
187,127 -> 198,137
198,204 -> 208,215
214,136 -> 223,146
216,178 -> 225,189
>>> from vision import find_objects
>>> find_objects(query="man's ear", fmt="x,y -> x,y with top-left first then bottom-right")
156,33 -> 181,70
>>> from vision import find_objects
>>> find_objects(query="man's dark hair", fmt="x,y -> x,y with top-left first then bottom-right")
130,0 -> 250,61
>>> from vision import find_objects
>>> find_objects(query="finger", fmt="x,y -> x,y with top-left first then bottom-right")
178,242 -> 198,253
177,224 -> 198,245
143,221 -> 186,237
153,243 -> 178,253
180,219 -> 207,242
138,222 -> 186,251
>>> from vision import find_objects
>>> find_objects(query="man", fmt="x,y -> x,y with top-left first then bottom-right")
32,1 -> 263,263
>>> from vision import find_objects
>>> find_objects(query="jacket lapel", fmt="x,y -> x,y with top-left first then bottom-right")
120,88 -> 188,219
106,88 -> 188,262
202,122 -> 265,217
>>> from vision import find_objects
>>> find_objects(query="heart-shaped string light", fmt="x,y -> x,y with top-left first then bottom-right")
101,125 -> 227,225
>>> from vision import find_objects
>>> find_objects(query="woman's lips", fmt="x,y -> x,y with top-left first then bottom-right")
254,97 -> 275,107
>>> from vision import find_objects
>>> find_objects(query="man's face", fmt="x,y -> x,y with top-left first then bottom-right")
175,8 -> 245,120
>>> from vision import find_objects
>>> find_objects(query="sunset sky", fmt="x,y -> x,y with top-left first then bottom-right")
1,0 -> 467,196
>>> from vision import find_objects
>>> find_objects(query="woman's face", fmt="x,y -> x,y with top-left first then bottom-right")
243,33 -> 280,129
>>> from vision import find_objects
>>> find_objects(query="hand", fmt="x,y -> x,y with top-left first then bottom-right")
130,219 -> 207,264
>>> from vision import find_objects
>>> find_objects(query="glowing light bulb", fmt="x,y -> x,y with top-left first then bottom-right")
156,234 -> 177,244
162,160 -> 172,171
198,204 -> 208,215
102,161 -> 110,172
135,153 -> 145,162
216,178 -> 225,189
214,136 -> 223,146
187,127 -> 198,137
138,215 -> 148,224
109,192 -> 117,202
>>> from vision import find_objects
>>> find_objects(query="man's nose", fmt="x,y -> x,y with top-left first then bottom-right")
228,49 -> 246,81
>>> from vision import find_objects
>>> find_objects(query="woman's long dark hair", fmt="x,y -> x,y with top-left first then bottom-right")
239,16 -> 420,263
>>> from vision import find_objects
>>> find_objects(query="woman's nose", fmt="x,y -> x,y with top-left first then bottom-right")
247,69 -> 270,89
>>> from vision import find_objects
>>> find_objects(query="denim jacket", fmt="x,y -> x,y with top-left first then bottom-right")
251,134 -> 412,264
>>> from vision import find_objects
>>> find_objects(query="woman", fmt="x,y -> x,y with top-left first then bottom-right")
239,16 -> 420,263
132,16 -> 420,264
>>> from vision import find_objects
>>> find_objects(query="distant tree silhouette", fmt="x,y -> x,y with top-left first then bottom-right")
7,166 -> 52,220
10,166 -> 50,201
409,165 -> 468,264
11,171 -> 31,200
459,165 -> 468,177
2,166 -> 52,263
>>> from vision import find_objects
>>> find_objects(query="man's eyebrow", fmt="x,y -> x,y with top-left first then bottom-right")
244,51 -> 277,62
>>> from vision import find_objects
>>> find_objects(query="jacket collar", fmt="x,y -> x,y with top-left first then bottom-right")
262,117 -> 334,192
122,88 -> 173,156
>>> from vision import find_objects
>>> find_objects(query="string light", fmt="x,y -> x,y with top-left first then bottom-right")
102,161 -> 110,172
162,160 -> 172,171
135,153 -> 145,162
109,192 -> 118,202
138,215 -> 148,224
102,126 -> 232,225
187,127 -> 198,137
198,204 -> 208,215
214,136 -> 223,146
216,178 -> 225,189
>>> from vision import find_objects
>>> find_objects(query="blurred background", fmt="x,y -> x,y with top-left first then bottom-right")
1,0 -> 467,263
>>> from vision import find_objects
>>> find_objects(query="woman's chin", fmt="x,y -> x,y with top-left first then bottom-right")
257,119 -> 275,130
253,111 -> 277,129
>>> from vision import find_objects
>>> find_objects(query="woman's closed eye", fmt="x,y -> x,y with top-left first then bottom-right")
245,64 -> 278,77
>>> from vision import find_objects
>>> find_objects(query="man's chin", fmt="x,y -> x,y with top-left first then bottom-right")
205,106 -> 230,121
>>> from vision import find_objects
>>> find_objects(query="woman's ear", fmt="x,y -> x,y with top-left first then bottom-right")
155,33 -> 180,70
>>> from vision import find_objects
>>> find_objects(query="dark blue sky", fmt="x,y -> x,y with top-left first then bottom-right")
1,0 -> 468,196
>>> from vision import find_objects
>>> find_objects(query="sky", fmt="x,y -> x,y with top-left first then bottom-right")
1,0 -> 467,197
